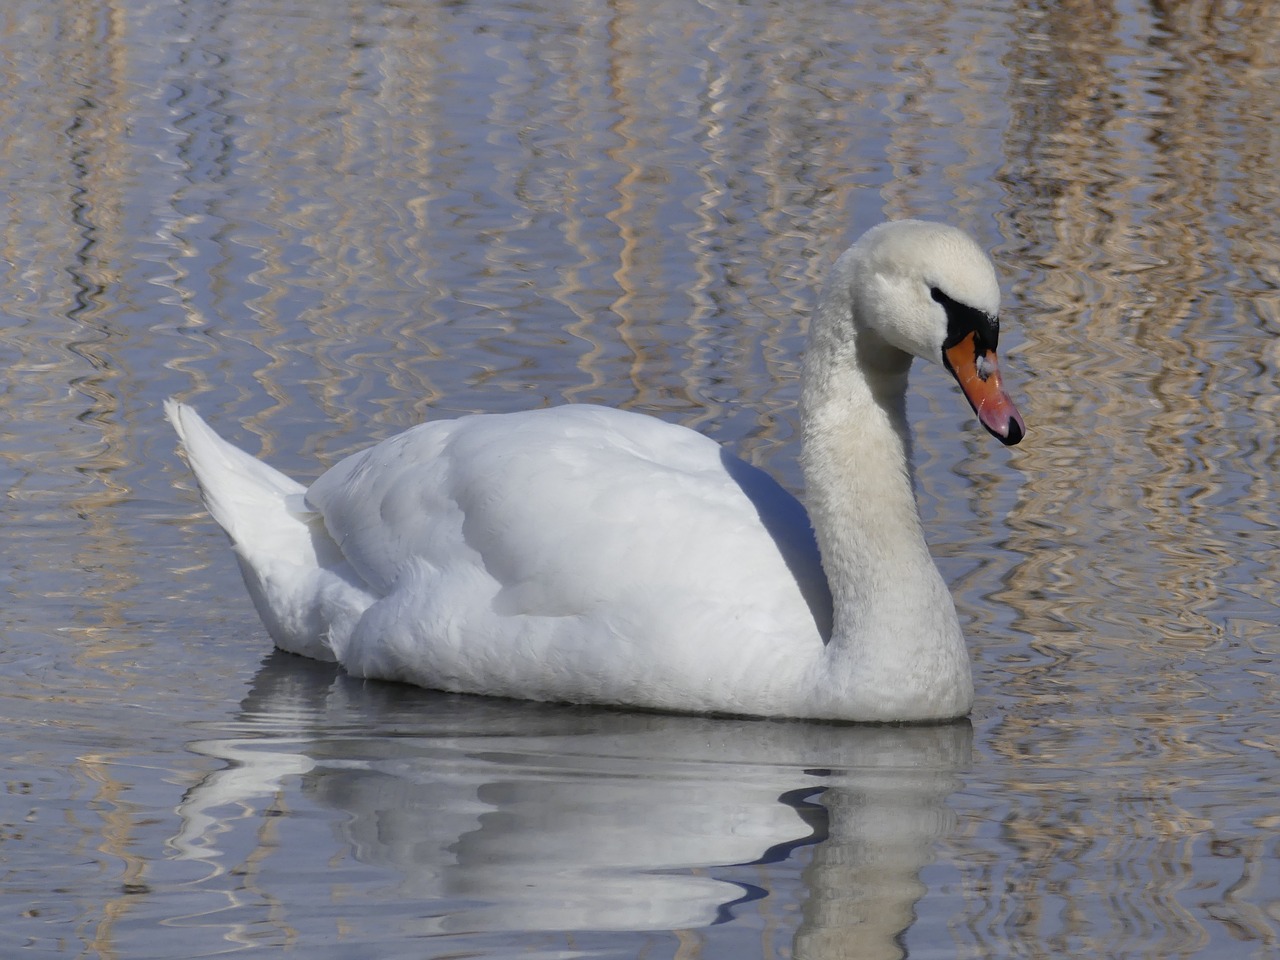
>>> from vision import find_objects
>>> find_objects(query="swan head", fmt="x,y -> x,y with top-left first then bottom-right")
835,220 -> 1026,445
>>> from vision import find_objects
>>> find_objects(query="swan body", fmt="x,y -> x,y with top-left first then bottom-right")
168,220 -> 1025,722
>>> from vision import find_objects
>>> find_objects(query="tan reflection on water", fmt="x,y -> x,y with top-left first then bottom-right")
1,0 -> 1279,957
997,0 -> 1280,683
968,2 -> 1280,956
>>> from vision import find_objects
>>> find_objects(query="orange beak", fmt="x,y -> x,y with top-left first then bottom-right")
943,332 -> 1025,445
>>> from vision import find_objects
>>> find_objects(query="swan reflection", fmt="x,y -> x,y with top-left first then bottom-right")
175,652 -> 970,955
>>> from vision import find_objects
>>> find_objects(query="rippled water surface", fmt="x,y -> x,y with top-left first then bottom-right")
2,0 -> 1279,957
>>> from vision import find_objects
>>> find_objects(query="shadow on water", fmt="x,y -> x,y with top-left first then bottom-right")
175,651 -> 971,957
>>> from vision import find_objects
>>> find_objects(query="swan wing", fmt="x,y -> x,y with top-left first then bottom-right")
304,405 -> 828,708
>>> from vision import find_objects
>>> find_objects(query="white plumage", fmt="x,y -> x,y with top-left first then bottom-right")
169,220 -> 1025,722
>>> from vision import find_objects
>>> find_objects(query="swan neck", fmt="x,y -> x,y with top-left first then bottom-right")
800,269 -> 929,614
796,271 -> 971,720
800,354 -> 935,627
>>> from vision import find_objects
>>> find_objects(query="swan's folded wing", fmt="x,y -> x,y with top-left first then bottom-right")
303,405 -> 826,634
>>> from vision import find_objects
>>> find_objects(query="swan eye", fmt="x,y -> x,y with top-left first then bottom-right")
932,287 -> 999,351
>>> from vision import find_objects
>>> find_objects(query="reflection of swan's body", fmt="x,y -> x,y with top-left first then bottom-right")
175,657 -> 972,946
168,220 -> 1024,722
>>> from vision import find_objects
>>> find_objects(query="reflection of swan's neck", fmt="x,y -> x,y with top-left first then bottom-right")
792,724 -> 971,960
799,281 -> 971,719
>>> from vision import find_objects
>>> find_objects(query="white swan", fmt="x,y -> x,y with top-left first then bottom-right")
167,220 -> 1024,722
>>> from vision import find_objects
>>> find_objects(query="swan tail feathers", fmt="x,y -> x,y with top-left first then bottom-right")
165,399 -> 306,541
165,399 -> 372,661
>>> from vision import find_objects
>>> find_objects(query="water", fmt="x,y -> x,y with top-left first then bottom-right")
2,0 -> 1279,956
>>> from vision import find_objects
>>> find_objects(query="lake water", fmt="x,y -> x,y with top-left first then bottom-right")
2,0 -> 1278,957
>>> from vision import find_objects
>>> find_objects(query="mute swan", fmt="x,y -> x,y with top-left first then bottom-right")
167,220 -> 1024,722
